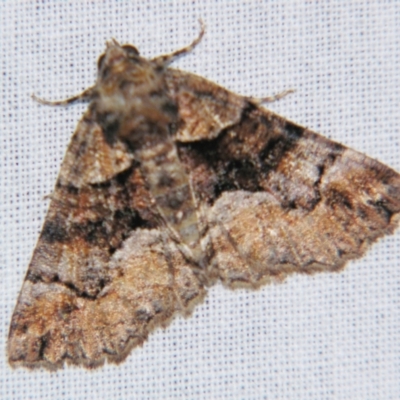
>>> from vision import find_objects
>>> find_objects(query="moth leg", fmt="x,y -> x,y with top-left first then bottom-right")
32,86 -> 96,106
247,88 -> 295,104
153,19 -> 205,66
187,173 -> 214,272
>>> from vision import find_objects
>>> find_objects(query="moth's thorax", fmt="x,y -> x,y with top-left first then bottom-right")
93,41 -> 202,259
94,42 -> 177,145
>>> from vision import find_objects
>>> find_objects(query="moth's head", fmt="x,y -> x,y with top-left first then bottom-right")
94,39 -> 175,144
96,39 -> 163,94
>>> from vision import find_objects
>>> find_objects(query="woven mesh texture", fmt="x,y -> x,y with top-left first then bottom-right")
1,2 -> 399,399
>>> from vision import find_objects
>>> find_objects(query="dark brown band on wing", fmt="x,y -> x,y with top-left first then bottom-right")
178,104 -> 345,213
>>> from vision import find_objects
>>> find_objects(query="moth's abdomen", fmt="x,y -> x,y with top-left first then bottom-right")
138,139 -> 202,260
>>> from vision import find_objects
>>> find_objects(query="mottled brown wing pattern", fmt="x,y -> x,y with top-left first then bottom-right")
171,80 -> 400,286
8,32 -> 400,370
8,110 -> 205,369
166,68 -> 247,142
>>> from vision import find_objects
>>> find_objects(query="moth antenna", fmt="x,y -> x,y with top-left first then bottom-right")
248,89 -> 296,105
32,86 -> 96,106
106,37 -> 121,48
152,19 -> 205,66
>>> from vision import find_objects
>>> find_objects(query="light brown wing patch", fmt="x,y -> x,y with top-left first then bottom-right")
9,229 -> 204,369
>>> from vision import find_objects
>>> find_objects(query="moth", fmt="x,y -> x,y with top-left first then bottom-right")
8,23 -> 400,370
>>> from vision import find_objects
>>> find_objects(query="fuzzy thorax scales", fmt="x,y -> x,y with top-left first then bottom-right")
94,40 -> 178,147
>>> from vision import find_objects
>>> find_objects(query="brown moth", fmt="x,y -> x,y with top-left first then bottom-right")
8,23 -> 400,370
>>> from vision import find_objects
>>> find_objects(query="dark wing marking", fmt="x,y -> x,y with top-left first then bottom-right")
169,70 -> 400,287
8,110 -> 204,369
